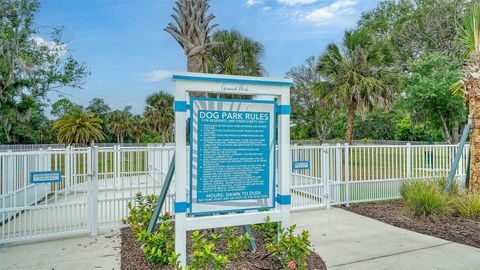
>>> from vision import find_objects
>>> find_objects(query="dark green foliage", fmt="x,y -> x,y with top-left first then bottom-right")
0,0 -> 88,144
405,53 -> 466,143
122,193 -> 158,232
136,215 -> 178,267
264,224 -> 312,270
223,227 -> 250,260
189,230 -> 229,270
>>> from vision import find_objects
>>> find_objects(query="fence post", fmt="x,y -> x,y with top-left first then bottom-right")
344,143 -> 350,207
322,144 -> 330,209
91,146 -> 99,236
65,146 -> 72,194
406,143 -> 411,180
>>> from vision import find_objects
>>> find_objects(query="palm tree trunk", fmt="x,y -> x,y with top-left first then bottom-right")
469,79 -> 480,192
188,54 -> 205,73
345,99 -> 357,145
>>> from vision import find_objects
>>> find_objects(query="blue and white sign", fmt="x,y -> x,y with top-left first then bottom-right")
190,98 -> 276,214
30,171 -> 62,184
293,160 -> 310,170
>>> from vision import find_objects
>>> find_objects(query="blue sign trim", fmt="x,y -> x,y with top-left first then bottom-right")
277,105 -> 291,115
276,194 -> 291,205
189,97 -> 277,215
172,74 -> 294,87
293,160 -> 311,170
30,171 -> 62,184
174,101 -> 188,112
175,201 -> 189,213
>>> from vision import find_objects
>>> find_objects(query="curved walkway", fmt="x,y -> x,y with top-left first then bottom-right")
293,208 -> 480,270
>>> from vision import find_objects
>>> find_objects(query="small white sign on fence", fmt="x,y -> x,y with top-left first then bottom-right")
173,72 -> 293,266
30,171 -> 62,184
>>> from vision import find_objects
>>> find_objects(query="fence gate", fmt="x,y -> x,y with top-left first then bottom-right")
0,148 -> 91,243
290,146 -> 326,210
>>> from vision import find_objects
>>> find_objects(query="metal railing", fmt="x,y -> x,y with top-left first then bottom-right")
0,143 -> 468,243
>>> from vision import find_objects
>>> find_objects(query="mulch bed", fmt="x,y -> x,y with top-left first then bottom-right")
121,226 -> 326,270
343,200 -> 480,248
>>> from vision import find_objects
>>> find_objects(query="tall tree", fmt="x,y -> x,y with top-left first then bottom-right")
287,56 -> 336,141
144,91 -> 174,143
0,0 -> 87,143
207,29 -> 265,76
405,53 -> 466,143
456,3 -> 480,191
51,98 -> 82,118
317,30 -> 401,144
165,0 -> 217,72
53,107 -> 105,146
130,115 -> 144,144
106,109 -> 132,144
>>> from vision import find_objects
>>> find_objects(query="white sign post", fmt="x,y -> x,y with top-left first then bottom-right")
172,72 -> 292,266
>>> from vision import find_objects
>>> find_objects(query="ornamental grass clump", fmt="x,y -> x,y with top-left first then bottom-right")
451,193 -> 480,220
401,180 -> 449,217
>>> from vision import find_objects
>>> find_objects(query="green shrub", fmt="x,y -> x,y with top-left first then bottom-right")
188,230 -> 229,270
265,224 -> 312,270
451,193 -> 480,220
223,227 -> 251,259
136,214 -> 177,266
401,180 -> 448,216
122,192 -> 158,232
252,216 -> 280,242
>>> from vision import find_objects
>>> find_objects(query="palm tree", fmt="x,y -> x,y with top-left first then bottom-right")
131,115 -> 144,144
165,0 -> 218,72
207,29 -> 265,76
53,107 -> 105,146
107,110 -> 132,144
317,30 -> 401,144
144,92 -> 174,143
455,3 -> 480,191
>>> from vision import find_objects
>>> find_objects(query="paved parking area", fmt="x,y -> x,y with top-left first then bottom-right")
293,208 -> 480,270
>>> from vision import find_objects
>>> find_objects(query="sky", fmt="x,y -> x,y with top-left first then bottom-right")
36,0 -> 380,115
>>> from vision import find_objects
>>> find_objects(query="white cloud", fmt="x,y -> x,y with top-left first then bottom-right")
31,36 -> 67,57
277,0 -> 317,5
245,0 -> 264,6
144,70 -> 172,82
305,0 -> 358,25
262,6 -> 272,11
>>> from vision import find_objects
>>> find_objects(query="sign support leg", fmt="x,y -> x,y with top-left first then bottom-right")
174,94 -> 187,267
278,94 -> 291,229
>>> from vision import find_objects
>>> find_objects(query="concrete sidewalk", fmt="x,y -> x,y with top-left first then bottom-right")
1,209 -> 479,270
0,230 -> 121,270
293,208 -> 480,270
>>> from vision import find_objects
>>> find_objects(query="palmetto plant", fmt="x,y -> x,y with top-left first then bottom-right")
164,0 -> 218,73
107,110 -> 132,144
454,3 -> 480,191
144,91 -> 174,143
131,115 -> 144,144
53,107 -> 105,146
207,29 -> 265,76
317,30 -> 401,144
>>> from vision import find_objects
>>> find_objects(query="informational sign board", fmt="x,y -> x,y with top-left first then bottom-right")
172,72 -> 292,267
190,98 -> 275,214
293,160 -> 310,170
30,171 -> 62,184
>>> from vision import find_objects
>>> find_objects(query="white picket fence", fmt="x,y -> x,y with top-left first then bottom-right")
0,143 -> 468,244
290,143 -> 468,209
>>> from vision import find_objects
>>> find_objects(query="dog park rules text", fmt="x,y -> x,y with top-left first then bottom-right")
197,110 -> 271,202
